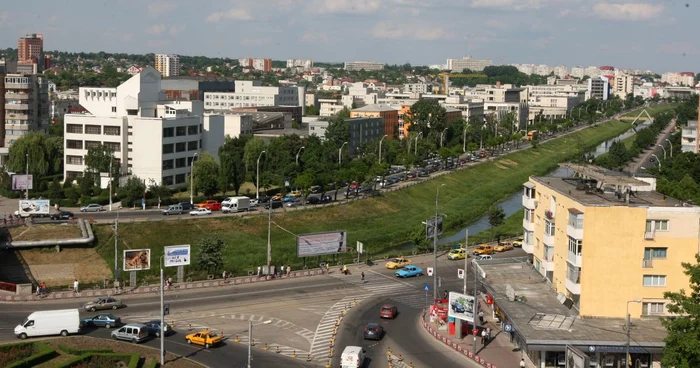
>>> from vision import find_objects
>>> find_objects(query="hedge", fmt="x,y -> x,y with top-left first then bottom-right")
143,358 -> 159,368
57,344 -> 113,355
55,353 -> 140,368
6,342 -> 57,368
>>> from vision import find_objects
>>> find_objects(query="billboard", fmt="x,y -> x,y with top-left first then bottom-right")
164,245 -> 191,267
11,175 -> 33,191
425,215 -> 444,238
448,291 -> 475,322
297,231 -> 348,257
565,345 -> 590,368
124,249 -> 151,271
18,199 -> 50,216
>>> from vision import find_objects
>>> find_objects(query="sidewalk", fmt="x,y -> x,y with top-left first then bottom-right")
625,119 -> 676,173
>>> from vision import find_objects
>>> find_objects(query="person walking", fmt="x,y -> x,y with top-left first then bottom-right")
479,310 -> 485,325
519,358 -> 526,368
485,327 -> 491,344
286,265 -> 291,277
280,265 -> 285,277
361,272 -> 365,284
481,328 -> 486,344
443,290 -> 448,300
73,279 -> 79,294
257,266 -> 262,276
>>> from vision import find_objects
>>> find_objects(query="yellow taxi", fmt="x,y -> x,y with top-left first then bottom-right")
185,330 -> 223,349
271,193 -> 283,201
512,238 -> 523,248
289,190 -> 302,197
494,243 -> 514,252
385,257 -> 412,269
447,248 -> 468,260
472,245 -> 494,256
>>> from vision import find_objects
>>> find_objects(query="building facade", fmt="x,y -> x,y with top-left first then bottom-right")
613,73 -> 634,98
350,104 -> 399,139
204,81 -> 305,114
310,117 -> 384,154
17,34 -> 43,64
161,78 -> 235,101
446,56 -> 493,72
588,77 -> 610,100
344,61 -> 384,71
239,58 -> 272,72
286,59 -> 313,70
154,54 -> 181,78
661,72 -> 695,86
681,120 -> 698,153
4,73 -> 49,147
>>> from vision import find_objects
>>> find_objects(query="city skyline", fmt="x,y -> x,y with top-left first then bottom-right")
0,0 -> 698,73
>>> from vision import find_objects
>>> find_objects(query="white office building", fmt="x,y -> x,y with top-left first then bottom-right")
682,120 -> 699,154
447,57 -> 493,72
154,54 -> 180,77
588,76 -> 610,100
613,73 -> 634,98
204,81 -> 305,111
63,67 -> 224,188
344,61 -> 384,71
661,72 -> 695,86
286,59 -> 313,70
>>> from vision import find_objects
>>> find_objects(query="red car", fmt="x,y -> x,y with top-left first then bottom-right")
348,181 -> 360,190
198,200 -> 222,211
379,304 -> 397,319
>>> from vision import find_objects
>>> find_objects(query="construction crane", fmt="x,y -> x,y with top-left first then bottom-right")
437,73 -> 480,94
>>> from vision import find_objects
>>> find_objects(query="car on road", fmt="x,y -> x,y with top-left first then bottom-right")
289,190 -> 302,197
494,243 -> 514,252
473,245 -> 494,256
363,323 -> 384,340
395,265 -> 423,278
50,211 -> 74,220
385,257 -> 412,269
80,204 -> 104,212
379,304 -> 398,319
179,202 -> 195,211
83,296 -> 124,312
306,196 -> 320,205
144,320 -> 172,337
81,313 -> 121,329
320,195 -> 333,203
197,200 -> 221,211
186,330 -> 222,348
249,198 -> 259,207
285,198 -> 301,207
476,255 -> 493,261
407,171 -> 417,179
512,238 -> 523,248
447,248 -> 468,260
282,195 -> 297,202
161,204 -> 183,215
264,200 -> 283,210
189,208 -> 212,216
271,193 -> 283,201
111,323 -> 148,344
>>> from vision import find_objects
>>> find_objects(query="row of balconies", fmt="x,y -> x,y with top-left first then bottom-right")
5,92 -> 32,100
5,103 -> 29,110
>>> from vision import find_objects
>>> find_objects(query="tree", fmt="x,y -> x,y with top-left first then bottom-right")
306,104 -> 320,116
405,99 -> 447,138
324,117 -> 350,147
148,183 -> 170,209
119,176 -> 146,207
193,152 -> 220,197
662,254 -> 700,367
7,133 -> 63,187
243,137 -> 266,194
195,236 -> 227,274
84,145 -> 115,174
219,136 -> 248,195
487,205 -> 505,239
337,106 -> 351,119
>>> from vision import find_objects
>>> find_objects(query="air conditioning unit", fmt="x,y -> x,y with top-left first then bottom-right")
603,356 -> 614,367
639,357 -> 649,368
589,356 -> 598,367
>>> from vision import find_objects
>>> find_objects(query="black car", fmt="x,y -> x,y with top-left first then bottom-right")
363,323 -> 384,340
264,200 -> 283,210
320,195 -> 333,203
306,196 -> 321,205
179,202 -> 195,211
50,211 -> 74,220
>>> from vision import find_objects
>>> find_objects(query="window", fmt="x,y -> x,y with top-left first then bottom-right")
66,124 -> 83,134
188,125 -> 198,135
162,176 -> 174,186
188,141 -> 198,151
111,106 -> 117,113
163,144 -> 174,154
162,159 -> 174,170
545,221 -> 555,236
163,127 -> 174,137
524,209 -> 534,222
85,125 -> 101,135
568,236 -> 582,255
103,142 -> 120,152
104,126 -> 120,136
543,246 -> 554,261
646,220 -> 669,232
85,140 -> 101,149
175,158 -> 187,168
66,155 -> 83,165
643,275 -> 666,287
642,302 -> 665,315
175,174 -> 186,184
176,126 -> 187,136
644,248 -> 667,259
176,142 -> 186,152
568,213 -> 583,229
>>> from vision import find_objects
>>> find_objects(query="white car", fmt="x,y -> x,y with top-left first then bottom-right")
476,255 -> 493,261
189,208 -> 212,216
249,199 -> 259,207
80,204 -> 104,212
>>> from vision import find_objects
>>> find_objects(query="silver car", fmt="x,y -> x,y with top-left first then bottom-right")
83,296 -> 124,312
80,204 -> 104,212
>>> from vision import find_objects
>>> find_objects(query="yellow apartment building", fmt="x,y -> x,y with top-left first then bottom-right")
521,164 -> 700,319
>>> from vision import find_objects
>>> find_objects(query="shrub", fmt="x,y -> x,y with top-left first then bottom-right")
55,353 -> 139,368
7,342 -> 57,368
57,344 -> 112,355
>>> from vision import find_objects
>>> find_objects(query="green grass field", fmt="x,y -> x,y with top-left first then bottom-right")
93,117 -> 655,281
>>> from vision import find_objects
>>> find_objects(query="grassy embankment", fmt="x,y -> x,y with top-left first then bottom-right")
94,119 -> 641,282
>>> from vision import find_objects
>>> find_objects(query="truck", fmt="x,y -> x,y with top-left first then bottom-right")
341,346 -> 366,368
222,196 -> 250,213
15,309 -> 80,339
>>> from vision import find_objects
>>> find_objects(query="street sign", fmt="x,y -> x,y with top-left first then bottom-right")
457,269 -> 464,279
424,283 -> 430,291
427,267 -> 434,276
588,346 -> 596,353
503,323 -> 512,332
357,241 -> 363,254
164,245 -> 191,267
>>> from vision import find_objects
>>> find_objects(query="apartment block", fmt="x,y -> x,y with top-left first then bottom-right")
154,54 -> 180,78
286,59 -> 313,70
309,117 -> 384,154
681,120 -> 698,153
661,72 -> 695,87
17,34 -> 43,64
613,73 -> 634,98
4,73 -> 49,147
446,56 -> 492,72
480,84 -> 529,130
63,67 -> 224,187
521,164 -> 700,319
350,104 -> 399,139
239,58 -> 272,72
319,99 -> 345,117
588,76 -> 610,100
441,95 -> 485,121
204,81 -> 305,113
344,61 -> 384,71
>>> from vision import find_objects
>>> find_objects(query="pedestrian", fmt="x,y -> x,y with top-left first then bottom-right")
443,290 -> 448,300
361,272 -> 365,283
222,270 -> 227,280
280,265 -> 285,277
257,266 -> 262,276
286,265 -> 291,277
481,328 -> 486,344
479,310 -> 484,325
519,358 -> 526,368
486,327 -> 491,344
73,279 -> 79,293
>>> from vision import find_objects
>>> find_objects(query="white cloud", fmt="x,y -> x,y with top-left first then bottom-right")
148,1 -> 177,17
0,11 -> 14,27
308,0 -> 381,14
469,0 -> 578,11
371,22 -> 452,41
145,24 -> 167,35
169,25 -> 186,37
592,2 -> 663,21
206,8 -> 253,23
301,32 -> 330,44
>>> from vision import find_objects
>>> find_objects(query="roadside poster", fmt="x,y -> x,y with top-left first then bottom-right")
448,291 -> 475,322
18,199 -> 50,216
425,215 -> 444,238
164,245 -> 191,267
123,249 -> 151,271
11,174 -> 33,191
297,231 -> 348,257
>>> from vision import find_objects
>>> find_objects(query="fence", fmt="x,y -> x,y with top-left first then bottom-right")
0,280 -> 17,293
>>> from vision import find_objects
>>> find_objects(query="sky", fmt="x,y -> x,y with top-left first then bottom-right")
0,0 -> 698,73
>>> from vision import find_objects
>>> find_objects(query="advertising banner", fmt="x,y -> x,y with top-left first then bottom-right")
448,291 -> 475,322
11,175 -> 33,191
123,249 -> 151,271
18,199 -> 50,216
297,231 -> 348,257
425,215 -> 444,238
164,245 -> 191,267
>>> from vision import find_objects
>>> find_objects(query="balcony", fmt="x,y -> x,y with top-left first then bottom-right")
522,195 -> 537,209
543,233 -> 555,247
567,224 -> 583,240
541,258 -> 555,271
522,218 -> 535,232
567,250 -> 582,267
5,103 -> 29,110
642,259 -> 653,268
5,93 -> 31,100
565,278 -> 581,295
5,113 -> 28,120
644,231 -> 655,240
5,82 -> 31,89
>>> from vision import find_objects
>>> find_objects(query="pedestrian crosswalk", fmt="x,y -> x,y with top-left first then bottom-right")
308,295 -> 370,361
328,269 -> 427,309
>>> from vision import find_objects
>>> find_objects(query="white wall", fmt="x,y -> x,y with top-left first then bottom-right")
202,115 -> 225,161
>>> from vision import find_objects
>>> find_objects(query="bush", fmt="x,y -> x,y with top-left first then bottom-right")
79,196 -> 92,206
57,344 -> 113,355
7,342 -> 57,368
143,358 -> 159,368
55,353 -> 139,368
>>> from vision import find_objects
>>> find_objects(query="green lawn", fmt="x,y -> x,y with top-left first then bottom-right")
94,118 -> 649,281
620,104 -> 675,118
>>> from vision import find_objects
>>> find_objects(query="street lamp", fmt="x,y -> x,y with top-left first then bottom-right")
625,298 -> 642,368
440,128 -> 448,148
658,145 -> 667,160
25,153 -> 29,200
109,157 -> 113,211
463,124 -> 469,153
665,138 -> 673,157
378,135 -> 388,164
189,152 -> 197,205
256,150 -> 266,200
433,184 -> 445,300
414,132 -> 423,155
295,146 -> 305,166
651,154 -> 661,170
339,142 -> 348,167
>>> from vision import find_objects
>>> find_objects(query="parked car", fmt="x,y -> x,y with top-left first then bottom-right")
385,257 -> 412,269
407,172 -> 417,179
81,313 -> 121,329
473,245 -> 494,256
379,304 -> 398,319
271,193 -> 283,201
310,185 -> 322,194
363,323 -> 384,341
395,265 -> 423,278
111,323 -> 149,344
282,195 -> 297,202
80,204 -> 104,212
494,243 -> 514,252
83,296 -> 124,312
190,208 -> 212,216
447,248 -> 468,260
306,196 -> 321,205
179,202 -> 195,211
264,200 -> 283,210
285,198 -> 302,207
249,198 -> 259,207
320,195 -> 333,203
186,330 -> 222,348
348,181 -> 360,190
50,211 -> 74,220
144,320 -> 171,337
161,204 -> 183,215
512,238 -> 524,248
476,255 -> 493,261
289,190 -> 302,197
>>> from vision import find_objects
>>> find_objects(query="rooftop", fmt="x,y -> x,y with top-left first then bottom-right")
480,260 -> 665,352
352,104 -> 399,112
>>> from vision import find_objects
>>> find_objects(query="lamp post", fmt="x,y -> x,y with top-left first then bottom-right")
25,153 -> 29,200
109,157 -> 113,211
625,299 -> 642,367
665,138 -> 673,157
159,255 -> 165,367
267,197 -> 272,272
339,142 -> 348,167
433,184 -> 445,300
658,145 -> 667,160
295,146 -> 305,166
414,132 -> 423,155
189,152 -> 197,204
378,135 -> 388,164
463,124 -> 469,153
651,154 -> 661,170
440,128 -> 448,148
256,150 -> 266,200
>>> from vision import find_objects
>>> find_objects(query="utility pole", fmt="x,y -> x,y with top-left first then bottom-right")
114,211 -> 119,284
463,229 -> 468,294
473,258 -> 479,354
248,321 -> 253,368
267,198 -> 272,273
109,158 -> 113,211
433,184 -> 444,300
160,257 -> 165,366
25,153 -> 29,200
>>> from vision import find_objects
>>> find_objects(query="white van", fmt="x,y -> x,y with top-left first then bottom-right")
15,309 -> 80,339
341,346 -> 366,368
222,196 -> 250,213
